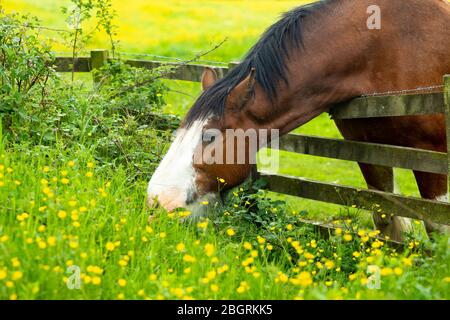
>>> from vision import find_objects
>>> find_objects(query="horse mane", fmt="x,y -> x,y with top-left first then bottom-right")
183,1 -> 331,128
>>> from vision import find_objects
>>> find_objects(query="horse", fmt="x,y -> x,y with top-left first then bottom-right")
147,0 -> 450,241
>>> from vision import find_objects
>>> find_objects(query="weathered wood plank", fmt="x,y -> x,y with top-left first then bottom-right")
260,172 -> 450,225
53,57 -> 229,81
330,92 -> 445,119
274,134 -> 447,174
54,57 -> 91,72
124,59 -> 228,82
444,75 -> 450,196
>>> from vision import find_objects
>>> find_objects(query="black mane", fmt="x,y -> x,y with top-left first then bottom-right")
184,1 -> 329,127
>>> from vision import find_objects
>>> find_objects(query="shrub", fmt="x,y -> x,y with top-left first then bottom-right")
0,12 -> 180,180
0,10 -> 55,129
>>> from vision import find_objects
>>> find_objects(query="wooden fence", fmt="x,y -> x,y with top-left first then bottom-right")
54,49 -> 450,231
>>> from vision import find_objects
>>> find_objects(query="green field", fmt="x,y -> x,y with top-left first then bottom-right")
1,0 -> 449,300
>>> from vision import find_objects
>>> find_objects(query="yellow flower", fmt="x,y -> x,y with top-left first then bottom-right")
85,171 -> 93,178
394,267 -> 403,276
201,201 -> 209,205
0,235 -> 9,242
176,243 -> 185,252
402,257 -> 413,267
106,242 -> 115,251
183,254 -> 196,263
149,274 -> 157,281
43,166 -> 50,173
226,228 -> 235,236
236,281 -> 250,293
12,271 -> 23,281
0,268 -> 7,280
217,264 -> 229,274
197,220 -> 209,230
159,232 -> 166,239
286,224 -> 293,231
304,252 -> 314,260
243,242 -> 252,250
145,226 -> 153,234
325,260 -> 335,269
380,267 -> 393,276
72,221 -> 81,228
71,211 -> 79,221
69,241 -> 78,249
92,276 -> 101,285
47,236 -> 57,246
335,228 -> 342,235
117,293 -> 125,300
277,272 -> 288,283
257,236 -> 265,244
210,284 -> 219,292
87,162 -> 94,168
119,260 -> 128,267
297,271 -> 313,287
117,279 -> 127,287
57,210 -> 67,219
204,243 -> 215,257
343,234 -> 353,242
16,213 -> 29,222
61,178 -> 69,184
38,240 -> 47,249
68,160 -> 75,167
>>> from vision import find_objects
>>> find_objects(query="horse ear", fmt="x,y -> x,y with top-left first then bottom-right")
228,68 -> 256,110
201,67 -> 218,91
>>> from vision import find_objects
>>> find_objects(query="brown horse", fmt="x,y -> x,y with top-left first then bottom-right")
148,0 -> 450,240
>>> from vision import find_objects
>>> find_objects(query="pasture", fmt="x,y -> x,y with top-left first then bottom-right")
0,0 -> 449,300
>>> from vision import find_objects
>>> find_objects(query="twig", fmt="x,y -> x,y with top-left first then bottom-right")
110,38 -> 228,98
168,89 -> 194,98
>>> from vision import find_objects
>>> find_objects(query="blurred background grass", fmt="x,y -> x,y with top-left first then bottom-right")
3,0 -> 421,223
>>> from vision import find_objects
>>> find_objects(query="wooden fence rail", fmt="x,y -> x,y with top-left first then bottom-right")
53,50 -> 450,228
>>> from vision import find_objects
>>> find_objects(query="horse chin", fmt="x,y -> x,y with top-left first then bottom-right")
183,192 -> 222,222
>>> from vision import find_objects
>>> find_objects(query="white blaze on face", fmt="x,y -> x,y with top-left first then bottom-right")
147,120 -> 205,211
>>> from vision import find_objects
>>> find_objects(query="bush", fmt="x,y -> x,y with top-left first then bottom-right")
0,12 -> 180,180
0,10 -> 55,128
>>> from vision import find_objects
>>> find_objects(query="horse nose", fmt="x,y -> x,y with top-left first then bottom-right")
147,188 -> 187,212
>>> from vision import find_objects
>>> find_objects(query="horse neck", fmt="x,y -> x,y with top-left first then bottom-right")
260,0 -> 450,136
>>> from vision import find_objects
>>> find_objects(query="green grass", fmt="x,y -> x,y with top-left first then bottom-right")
1,142 -> 449,300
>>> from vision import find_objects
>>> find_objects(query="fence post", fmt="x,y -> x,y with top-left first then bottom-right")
90,49 -> 109,85
444,75 -> 450,199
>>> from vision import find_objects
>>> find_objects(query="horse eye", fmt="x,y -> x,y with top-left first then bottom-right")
202,131 -> 216,144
